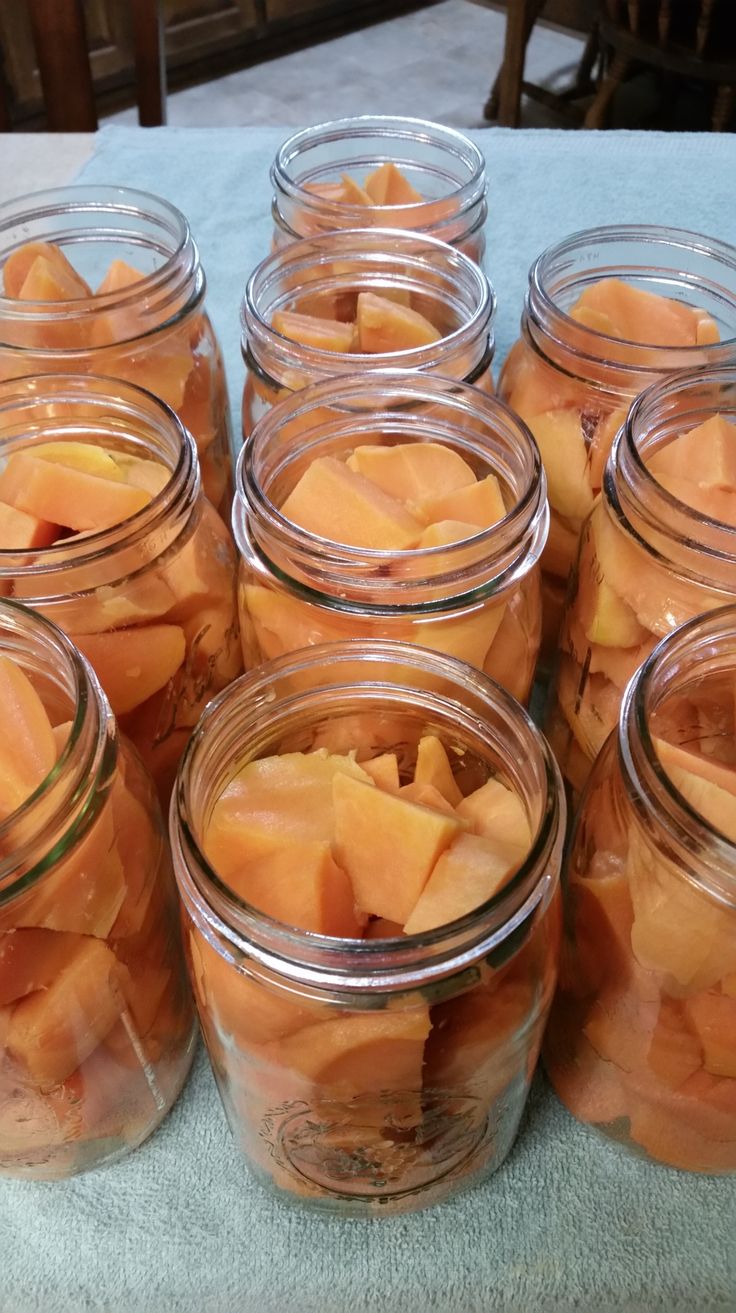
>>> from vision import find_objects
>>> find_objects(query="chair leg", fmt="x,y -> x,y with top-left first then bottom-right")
584,51 -> 630,128
130,0 -> 166,127
712,84 -> 735,132
27,0 -> 97,131
496,0 -> 546,128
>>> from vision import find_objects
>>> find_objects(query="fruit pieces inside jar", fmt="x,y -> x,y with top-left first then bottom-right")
502,278 -> 721,617
241,438 -> 539,702
0,654 -> 193,1178
294,160 -> 464,237
548,412 -> 736,796
546,719 -> 736,1174
0,438 -> 241,801
0,242 -> 229,513
188,732 -> 557,1200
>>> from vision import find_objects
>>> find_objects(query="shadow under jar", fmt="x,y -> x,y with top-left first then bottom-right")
234,371 -> 547,705
0,185 -> 233,514
547,365 -> 736,801
0,374 -> 241,804
0,599 -> 196,1180
545,605 -> 736,1174
171,641 -> 565,1216
498,225 -> 736,656
270,116 -> 487,263
241,228 -> 495,440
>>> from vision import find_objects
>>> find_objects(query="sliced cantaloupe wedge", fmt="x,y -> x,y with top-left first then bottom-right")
356,291 -> 441,353
260,1007 -> 431,1096
271,308 -> 356,353
361,752 -> 400,792
224,841 -> 362,937
403,831 -> 522,934
397,781 -> 459,815
0,502 -> 57,551
570,278 -> 716,348
530,408 -> 594,525
114,453 -> 169,497
417,601 -> 507,670
242,584 -> 358,663
346,442 -> 475,503
0,928 -> 88,1006
413,473 -> 506,529
32,441 -> 124,481
95,259 -> 146,296
654,737 -> 736,841
456,776 -> 532,851
682,991 -> 736,1079
417,519 -> 483,548
17,252 -> 91,303
576,524 -> 649,648
3,241 -> 87,298
189,927 -> 317,1048
426,976 -> 534,1091
332,772 -> 461,922
655,737 -> 736,802
646,996 -> 703,1089
73,624 -> 186,717
648,415 -> 736,491
339,174 -> 373,206
654,472 -> 736,524
205,750 -> 372,875
280,455 -> 423,550
6,937 -> 124,1086
0,453 -> 150,534
364,161 -> 423,206
413,734 -> 462,807
0,655 -> 56,822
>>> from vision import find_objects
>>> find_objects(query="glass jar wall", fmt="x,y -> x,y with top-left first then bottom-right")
0,186 -> 233,513
0,599 -> 195,1179
171,641 -> 564,1215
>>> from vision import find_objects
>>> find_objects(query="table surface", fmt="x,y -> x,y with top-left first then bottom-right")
1,125 -> 736,1313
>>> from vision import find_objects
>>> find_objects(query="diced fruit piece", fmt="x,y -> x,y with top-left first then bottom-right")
339,174 -> 373,206
418,601 -> 507,669
397,781 -> 458,815
0,502 -> 57,550
414,474 -> 506,529
189,927 -> 316,1047
426,976 -> 535,1090
6,937 -> 124,1086
242,584 -> 359,662
418,519 -> 483,547
206,750 -> 372,874
682,991 -> 736,1078
531,409 -> 594,524
654,472 -> 736,524
223,841 -> 362,938
260,1007 -> 430,1095
3,241 -> 87,298
414,734 -> 462,807
404,832 -> 522,933
456,776 -> 532,851
280,455 -> 423,550
95,259 -> 145,295
356,291 -> 441,353
578,568 -> 648,648
545,1023 -> 627,1127
115,453 -> 170,497
647,997 -> 703,1088
346,442 -> 475,503
332,772 -> 461,922
571,279 -> 712,347
33,442 -> 123,481
364,162 -> 423,205
654,738 -> 736,842
17,252 -> 91,302
648,415 -> 736,490
73,624 -> 186,716
271,309 -> 355,353
0,454 -> 150,533
0,929 -> 87,1006
655,737 -> 736,805
0,655 -> 56,821
361,752 -> 400,791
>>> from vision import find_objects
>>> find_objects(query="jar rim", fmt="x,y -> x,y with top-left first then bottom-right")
171,639 -> 564,997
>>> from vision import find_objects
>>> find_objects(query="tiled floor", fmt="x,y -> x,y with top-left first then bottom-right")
105,1 -> 585,130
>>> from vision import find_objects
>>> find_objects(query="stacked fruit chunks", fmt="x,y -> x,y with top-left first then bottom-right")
303,161 -> 425,210
272,288 -> 442,355
547,733 -> 736,1173
0,438 -> 239,797
552,412 -> 736,791
0,654 -> 190,1172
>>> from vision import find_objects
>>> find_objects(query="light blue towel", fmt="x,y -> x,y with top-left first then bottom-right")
0,126 -> 735,1313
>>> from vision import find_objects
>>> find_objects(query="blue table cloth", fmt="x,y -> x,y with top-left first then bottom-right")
1,125 -> 735,1313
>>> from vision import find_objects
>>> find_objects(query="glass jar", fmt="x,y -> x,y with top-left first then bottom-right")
0,598 -> 196,1179
271,116 -> 487,263
498,225 -> 736,651
547,364 -> 736,799
234,371 -> 547,704
171,640 -> 564,1215
0,185 -> 232,513
241,228 -> 495,439
545,605 -> 736,1174
0,374 -> 241,802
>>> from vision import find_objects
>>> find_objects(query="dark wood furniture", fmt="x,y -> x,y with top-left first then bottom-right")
484,0 -> 599,126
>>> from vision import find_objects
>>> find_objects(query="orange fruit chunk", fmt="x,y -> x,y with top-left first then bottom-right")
0,928 -> 88,1006
414,473 -> 506,528
260,1008 -> 430,1097
0,453 -> 150,534
223,841 -> 362,938
403,832 -> 521,934
73,624 -> 186,717
3,241 -> 89,298
648,414 -> 736,491
456,776 -> 532,851
364,162 -> 423,206
0,501 -> 57,550
280,455 -> 423,550
361,752 -> 400,791
356,291 -> 441,352
0,654 -> 56,822
346,441 -> 475,503
413,734 -> 462,807
271,308 -> 356,353
570,278 -> 717,348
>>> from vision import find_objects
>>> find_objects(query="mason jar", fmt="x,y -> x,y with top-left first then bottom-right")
545,605 -> 736,1174
171,640 -> 564,1215
0,598 -> 196,1180
0,185 -> 232,513
241,228 -> 495,439
498,225 -> 736,650
271,116 -> 487,262
547,364 -> 736,799
0,374 -> 241,801
234,371 -> 546,704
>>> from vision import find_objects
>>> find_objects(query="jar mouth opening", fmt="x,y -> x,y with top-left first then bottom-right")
528,223 -> 736,379
173,640 -> 563,993
0,184 -> 200,345
235,370 -> 547,604
620,605 -> 736,904
0,373 -> 197,593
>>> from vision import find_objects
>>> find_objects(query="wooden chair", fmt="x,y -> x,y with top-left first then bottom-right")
484,0 -> 600,126
584,0 -> 736,129
7,0 -> 166,131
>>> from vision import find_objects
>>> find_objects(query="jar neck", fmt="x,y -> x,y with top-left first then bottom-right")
0,600 -> 116,906
270,116 -> 487,248
606,364 -> 736,594
0,185 -> 203,349
242,228 -> 494,389
172,641 -> 564,1000
619,605 -> 736,908
0,374 -> 200,598
234,371 -> 547,610
525,224 -> 736,395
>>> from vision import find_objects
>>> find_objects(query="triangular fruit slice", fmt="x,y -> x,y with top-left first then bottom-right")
414,473 -> 506,529
648,415 -> 736,491
96,259 -> 146,295
0,655 -> 56,822
0,502 -> 57,550
347,442 -> 475,503
654,737 -> 736,841
413,734 -> 462,807
16,251 -> 91,301
224,841 -> 362,938
33,441 -> 124,481
361,752 -> 400,791
0,453 -> 150,533
339,174 -> 373,206
403,831 -> 522,933
570,279 -> 706,348
456,776 -> 532,851
271,309 -> 355,353
280,455 -> 423,549
365,162 -> 423,206
73,624 -> 186,717
418,520 -> 483,548
356,291 -> 441,353
3,241 -> 88,298
260,1008 -> 430,1095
